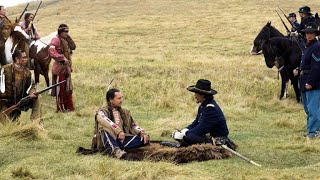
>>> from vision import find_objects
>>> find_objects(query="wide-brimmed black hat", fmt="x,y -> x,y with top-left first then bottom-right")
301,22 -> 320,35
298,6 -> 312,14
187,79 -> 217,95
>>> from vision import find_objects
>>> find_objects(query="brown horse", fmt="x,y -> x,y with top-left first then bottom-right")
3,20 -> 30,65
29,34 -> 76,87
29,40 -> 51,87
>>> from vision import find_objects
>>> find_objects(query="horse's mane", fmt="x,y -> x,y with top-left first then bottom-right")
264,23 -> 284,37
269,37 -> 303,50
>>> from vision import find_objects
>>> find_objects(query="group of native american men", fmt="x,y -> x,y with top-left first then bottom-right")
0,6 -> 74,125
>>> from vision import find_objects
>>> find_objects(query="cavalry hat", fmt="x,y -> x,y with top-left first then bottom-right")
301,22 -> 320,35
287,13 -> 296,18
187,79 -> 217,95
298,6 -> 312,14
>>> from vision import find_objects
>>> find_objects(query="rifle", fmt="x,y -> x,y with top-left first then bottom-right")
275,10 -> 290,34
32,1 -> 42,21
28,1 -> 42,38
221,145 -> 262,167
17,3 -> 29,22
2,80 -> 66,118
278,6 -> 294,27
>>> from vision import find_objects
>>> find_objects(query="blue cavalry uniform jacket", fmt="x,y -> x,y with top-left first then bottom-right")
300,40 -> 320,92
186,98 -> 229,138
298,16 -> 315,34
291,20 -> 300,32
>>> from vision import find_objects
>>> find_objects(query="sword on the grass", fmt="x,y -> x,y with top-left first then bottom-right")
175,128 -> 261,167
221,145 -> 262,167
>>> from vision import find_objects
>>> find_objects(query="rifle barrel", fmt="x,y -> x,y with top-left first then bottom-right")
278,6 -> 293,27
275,10 -> 290,33
18,3 -> 29,22
33,1 -> 42,20
35,80 -> 67,95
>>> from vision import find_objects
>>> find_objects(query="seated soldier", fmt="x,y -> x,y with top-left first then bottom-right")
0,49 -> 42,125
287,13 -> 300,32
95,88 -> 150,158
171,79 -> 236,149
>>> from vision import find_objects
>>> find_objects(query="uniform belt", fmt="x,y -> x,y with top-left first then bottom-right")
301,70 -> 310,75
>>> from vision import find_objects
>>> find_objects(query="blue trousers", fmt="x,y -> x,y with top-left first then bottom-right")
183,132 -> 213,146
101,131 -> 145,155
302,89 -> 320,136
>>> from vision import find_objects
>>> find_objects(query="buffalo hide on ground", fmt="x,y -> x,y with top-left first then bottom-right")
124,142 -> 233,163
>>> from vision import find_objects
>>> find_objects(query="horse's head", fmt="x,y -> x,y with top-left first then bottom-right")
251,21 -> 284,55
10,23 -> 30,41
262,37 -> 277,68
3,23 -> 30,65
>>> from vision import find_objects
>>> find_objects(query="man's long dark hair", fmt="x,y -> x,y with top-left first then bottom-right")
12,49 -> 24,62
24,13 -> 33,20
106,88 -> 120,105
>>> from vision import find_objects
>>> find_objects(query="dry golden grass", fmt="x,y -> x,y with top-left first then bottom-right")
1,0 -> 320,179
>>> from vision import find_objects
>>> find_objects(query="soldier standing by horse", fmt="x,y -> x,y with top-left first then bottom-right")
287,13 -> 300,32
297,6 -> 315,34
294,23 -> 320,139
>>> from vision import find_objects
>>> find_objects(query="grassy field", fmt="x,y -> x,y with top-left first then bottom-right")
1,0 -> 320,179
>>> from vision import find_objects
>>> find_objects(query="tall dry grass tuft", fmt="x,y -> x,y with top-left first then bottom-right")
9,124 -> 46,141
11,167 -> 36,179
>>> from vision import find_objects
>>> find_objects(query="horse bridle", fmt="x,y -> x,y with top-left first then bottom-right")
265,39 -> 296,68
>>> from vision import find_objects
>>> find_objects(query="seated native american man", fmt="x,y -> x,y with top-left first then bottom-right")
171,79 -> 236,150
0,49 -> 42,125
95,88 -> 150,159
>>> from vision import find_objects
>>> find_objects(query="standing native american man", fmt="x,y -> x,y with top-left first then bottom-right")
0,49 -> 42,125
49,24 -> 75,112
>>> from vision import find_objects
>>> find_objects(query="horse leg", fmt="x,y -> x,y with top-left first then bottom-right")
284,81 -> 289,98
42,68 -> 51,94
34,68 -> 40,86
44,71 -> 50,87
291,76 -> 301,103
279,70 -> 288,100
